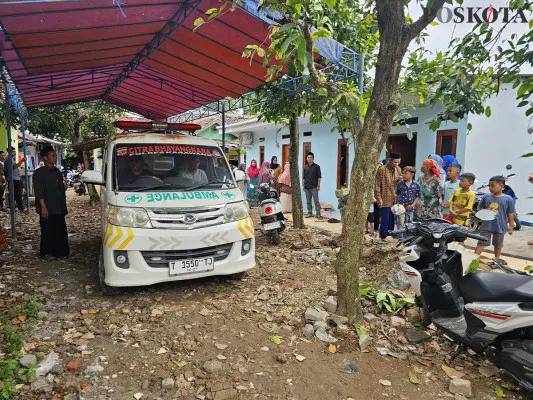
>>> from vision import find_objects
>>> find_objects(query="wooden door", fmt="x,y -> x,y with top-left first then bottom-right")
259,146 -> 265,166
387,133 -> 417,168
337,139 -> 349,189
282,144 -> 290,167
436,129 -> 457,157
302,142 -> 312,170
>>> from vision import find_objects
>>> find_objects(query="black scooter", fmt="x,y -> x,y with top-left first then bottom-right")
392,220 -> 533,393
256,181 -> 285,244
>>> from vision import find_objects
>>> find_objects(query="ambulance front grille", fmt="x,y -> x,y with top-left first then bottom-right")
147,206 -> 224,229
142,243 -> 233,268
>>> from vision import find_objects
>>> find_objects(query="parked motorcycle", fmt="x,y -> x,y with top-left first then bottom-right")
72,175 -> 86,196
392,220 -> 533,393
469,165 -> 521,233
254,182 -> 285,245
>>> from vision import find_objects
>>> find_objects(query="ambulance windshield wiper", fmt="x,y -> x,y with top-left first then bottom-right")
127,184 -> 176,192
185,181 -> 235,191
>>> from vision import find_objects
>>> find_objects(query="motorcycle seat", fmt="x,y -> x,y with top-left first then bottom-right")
460,271 -> 533,303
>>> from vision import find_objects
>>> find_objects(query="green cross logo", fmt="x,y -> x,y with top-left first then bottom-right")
221,191 -> 235,200
125,194 -> 142,204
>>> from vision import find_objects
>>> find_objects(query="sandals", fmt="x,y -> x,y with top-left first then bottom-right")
493,258 -> 508,266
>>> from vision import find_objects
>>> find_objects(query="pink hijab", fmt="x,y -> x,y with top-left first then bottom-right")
278,162 -> 291,186
258,162 -> 271,184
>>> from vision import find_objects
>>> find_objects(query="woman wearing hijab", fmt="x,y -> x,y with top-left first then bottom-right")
415,158 -> 444,221
247,160 -> 260,205
258,161 -> 271,185
278,162 -> 292,213
270,156 -> 282,193
442,155 -> 458,174
234,163 -> 248,198
429,154 -> 446,184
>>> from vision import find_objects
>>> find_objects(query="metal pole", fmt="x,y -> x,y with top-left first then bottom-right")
221,104 -> 226,155
357,54 -> 364,104
3,79 -> 16,240
21,119 -> 30,211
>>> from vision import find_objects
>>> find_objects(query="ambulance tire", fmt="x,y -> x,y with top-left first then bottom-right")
99,247 -> 123,296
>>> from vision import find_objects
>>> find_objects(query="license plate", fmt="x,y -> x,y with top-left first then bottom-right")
264,221 -> 281,230
169,257 -> 214,275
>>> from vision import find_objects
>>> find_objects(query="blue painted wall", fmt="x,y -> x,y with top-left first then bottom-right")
243,107 -> 467,215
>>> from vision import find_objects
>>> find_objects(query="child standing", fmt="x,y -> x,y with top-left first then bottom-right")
475,176 -> 515,263
448,172 -> 476,226
442,163 -> 462,218
396,166 -> 421,231
367,195 -> 376,234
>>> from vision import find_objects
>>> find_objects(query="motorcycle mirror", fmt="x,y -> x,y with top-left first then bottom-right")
475,209 -> 498,221
506,164 -> 513,170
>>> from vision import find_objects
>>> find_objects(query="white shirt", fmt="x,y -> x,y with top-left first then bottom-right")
179,169 -> 208,184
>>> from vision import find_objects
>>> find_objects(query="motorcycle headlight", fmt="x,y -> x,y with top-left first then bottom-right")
107,206 -> 152,228
224,201 -> 249,222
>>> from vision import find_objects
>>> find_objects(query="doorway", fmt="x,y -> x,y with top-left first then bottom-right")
259,146 -> 265,166
282,144 -> 290,167
337,139 -> 349,189
302,142 -> 312,170
387,133 -> 417,168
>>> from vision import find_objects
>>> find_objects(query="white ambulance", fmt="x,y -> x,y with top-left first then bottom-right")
82,121 -> 255,295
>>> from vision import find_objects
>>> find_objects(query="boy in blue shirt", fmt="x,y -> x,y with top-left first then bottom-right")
474,176 -> 515,264
396,166 -> 421,232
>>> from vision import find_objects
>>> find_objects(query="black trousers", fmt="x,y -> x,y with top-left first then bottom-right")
14,180 -> 24,211
40,214 -> 69,258
0,184 -> 4,208
373,202 -> 380,231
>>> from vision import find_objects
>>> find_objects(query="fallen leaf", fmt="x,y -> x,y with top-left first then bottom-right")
80,383 -> 92,390
495,385 -> 507,398
88,309 -> 97,314
328,344 -> 337,353
409,371 -> 419,384
441,364 -> 465,379
269,336 -> 281,345
295,354 -> 306,362
18,314 -> 27,322
123,385 -> 134,392
176,360 -> 187,368
65,359 -> 84,372
379,379 -> 392,386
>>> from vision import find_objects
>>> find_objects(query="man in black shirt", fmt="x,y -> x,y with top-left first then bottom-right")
33,146 -> 69,260
303,152 -> 322,219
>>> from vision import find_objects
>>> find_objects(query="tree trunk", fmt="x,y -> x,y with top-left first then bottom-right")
289,113 -> 304,229
82,150 -> 96,196
334,0 -> 412,322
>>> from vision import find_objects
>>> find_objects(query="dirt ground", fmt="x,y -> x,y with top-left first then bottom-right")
0,193 -> 528,400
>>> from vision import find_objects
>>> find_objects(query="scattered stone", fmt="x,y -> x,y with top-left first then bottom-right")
85,365 -> 104,376
449,378 -> 472,397
235,385 -> 248,391
216,354 -> 227,360
305,308 -> 328,323
20,354 -> 37,368
405,307 -> 421,324
315,328 -> 338,343
313,321 -> 327,330
383,267 -> 411,291
390,316 -> 406,329
215,343 -> 228,350
214,388 -> 238,400
324,296 -> 337,313
162,378 -> 175,389
478,364 -> 499,378
257,292 -> 269,301
295,354 -> 306,362
329,314 -> 349,326
81,332 -> 95,340
338,360 -> 358,374
260,347 -> 269,352
358,335 -> 373,352
203,360 -> 223,374
429,340 -> 441,353
36,351 -> 61,377
301,324 -> 315,339
134,393 -> 143,400
363,313 -> 379,324
405,328 -> 431,344
276,354 -> 289,363
31,378 -> 52,393
157,347 -> 167,354
288,316 -> 304,327
454,395 -> 468,400
199,308 -> 211,316
379,379 -> 392,386
442,365 -> 465,379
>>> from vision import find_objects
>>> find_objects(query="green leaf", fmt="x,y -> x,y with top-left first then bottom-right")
521,153 -> 533,158
193,17 -> 205,28
465,259 -> 480,274
376,292 -> 387,305
485,106 -> 491,117
269,335 -> 281,345
316,88 -> 328,97
495,385 -> 507,398
526,107 -> 533,117
123,385 -> 134,392
205,7 -> 218,15
280,34 -> 298,54
325,0 -> 336,7
409,371 -> 420,384
467,123 -> 472,132
518,100 -> 529,107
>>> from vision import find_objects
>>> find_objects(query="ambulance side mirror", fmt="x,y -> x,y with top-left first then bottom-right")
81,170 -> 104,185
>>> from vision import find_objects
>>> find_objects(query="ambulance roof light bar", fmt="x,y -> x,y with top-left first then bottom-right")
113,121 -> 201,132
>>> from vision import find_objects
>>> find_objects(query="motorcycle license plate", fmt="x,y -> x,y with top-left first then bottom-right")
264,221 -> 281,230
169,257 -> 214,275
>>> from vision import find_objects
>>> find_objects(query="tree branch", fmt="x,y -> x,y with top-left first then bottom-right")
405,0 -> 446,42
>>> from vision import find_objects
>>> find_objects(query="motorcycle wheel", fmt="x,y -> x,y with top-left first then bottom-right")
469,220 -> 481,234
99,247 -> 123,296
269,230 -> 281,245
418,296 -> 431,327
514,213 -> 521,231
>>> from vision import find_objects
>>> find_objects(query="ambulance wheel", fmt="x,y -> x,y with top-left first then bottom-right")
99,247 -> 123,296
228,271 -> 247,280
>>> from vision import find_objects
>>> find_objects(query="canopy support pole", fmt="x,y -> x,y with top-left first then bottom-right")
21,119 -> 30,212
3,77 -> 16,240
221,104 -> 226,155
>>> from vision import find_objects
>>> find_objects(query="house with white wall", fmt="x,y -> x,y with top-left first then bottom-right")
224,83 -> 532,225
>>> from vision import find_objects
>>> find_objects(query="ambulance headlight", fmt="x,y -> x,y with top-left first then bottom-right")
224,201 -> 248,222
107,206 -> 152,228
